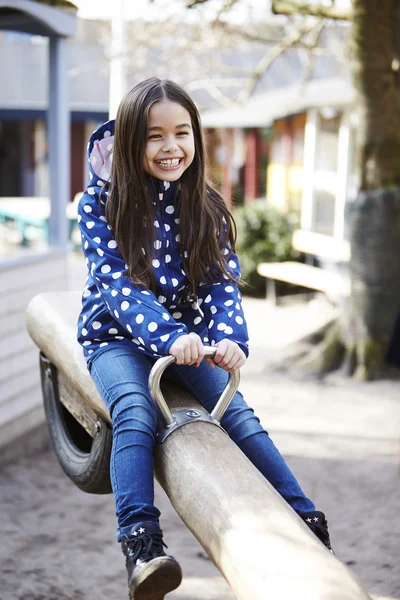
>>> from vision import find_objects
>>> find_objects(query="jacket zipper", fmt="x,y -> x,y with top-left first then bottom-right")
156,193 -> 174,308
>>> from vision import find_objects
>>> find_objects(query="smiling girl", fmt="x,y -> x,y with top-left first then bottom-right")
77,78 -> 332,600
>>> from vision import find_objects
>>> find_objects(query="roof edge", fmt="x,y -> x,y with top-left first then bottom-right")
0,0 -> 77,36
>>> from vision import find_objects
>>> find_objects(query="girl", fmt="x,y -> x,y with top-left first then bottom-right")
77,78 -> 332,600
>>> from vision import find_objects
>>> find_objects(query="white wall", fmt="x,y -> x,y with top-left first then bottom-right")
0,250 -> 68,450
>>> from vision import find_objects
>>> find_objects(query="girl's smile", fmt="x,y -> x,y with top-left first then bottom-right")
154,157 -> 183,171
144,99 -> 195,180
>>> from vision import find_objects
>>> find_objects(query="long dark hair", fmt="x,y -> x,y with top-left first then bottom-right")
106,77 -> 238,296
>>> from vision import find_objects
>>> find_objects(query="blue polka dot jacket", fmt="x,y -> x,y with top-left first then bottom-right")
77,120 -> 249,364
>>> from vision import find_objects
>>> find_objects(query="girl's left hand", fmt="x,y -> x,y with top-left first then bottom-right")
208,339 -> 246,372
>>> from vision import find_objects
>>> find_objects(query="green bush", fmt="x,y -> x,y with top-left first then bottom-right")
233,200 -> 298,297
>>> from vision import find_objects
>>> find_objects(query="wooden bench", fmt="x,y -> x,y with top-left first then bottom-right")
257,229 -> 351,305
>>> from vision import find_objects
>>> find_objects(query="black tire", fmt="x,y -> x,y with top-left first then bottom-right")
40,353 -> 112,494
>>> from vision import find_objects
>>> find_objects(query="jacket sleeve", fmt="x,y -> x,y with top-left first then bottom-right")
196,250 -> 250,357
78,187 -> 188,357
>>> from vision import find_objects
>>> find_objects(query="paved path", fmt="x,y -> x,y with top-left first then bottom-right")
0,254 -> 399,599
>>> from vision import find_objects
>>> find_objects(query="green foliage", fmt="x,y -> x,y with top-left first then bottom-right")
233,200 -> 298,297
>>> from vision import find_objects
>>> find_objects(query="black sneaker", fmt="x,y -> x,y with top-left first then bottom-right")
121,521 -> 182,600
299,510 -> 334,553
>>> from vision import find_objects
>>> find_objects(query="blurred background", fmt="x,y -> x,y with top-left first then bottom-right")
0,0 -> 366,440
0,2 -> 399,599
0,0 -> 355,254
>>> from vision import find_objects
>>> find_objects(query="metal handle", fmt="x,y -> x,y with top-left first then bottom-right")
148,346 -> 240,428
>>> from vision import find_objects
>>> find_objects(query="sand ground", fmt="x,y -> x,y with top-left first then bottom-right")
0,253 -> 399,600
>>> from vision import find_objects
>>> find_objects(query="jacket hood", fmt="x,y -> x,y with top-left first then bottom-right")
87,119 -> 115,185
86,119 -> 180,197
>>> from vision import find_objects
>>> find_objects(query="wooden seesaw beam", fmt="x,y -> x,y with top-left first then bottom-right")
26,292 -> 372,600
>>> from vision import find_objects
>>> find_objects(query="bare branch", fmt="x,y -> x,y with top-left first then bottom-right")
235,21 -> 318,104
186,0 -> 209,7
186,79 -> 240,108
299,20 -> 324,86
183,49 -> 243,108
214,0 -> 240,21
272,0 -> 351,21
211,20 -> 332,50
211,21 -> 288,45
203,62 -> 258,76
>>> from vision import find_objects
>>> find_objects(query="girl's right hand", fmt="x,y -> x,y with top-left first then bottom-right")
169,333 -> 205,367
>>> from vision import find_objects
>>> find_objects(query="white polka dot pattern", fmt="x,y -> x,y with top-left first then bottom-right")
195,242 -> 248,354
77,120 -> 249,363
77,178 -> 191,356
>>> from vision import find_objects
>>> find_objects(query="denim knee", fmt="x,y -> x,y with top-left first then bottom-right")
111,389 -> 158,448
221,396 -> 266,445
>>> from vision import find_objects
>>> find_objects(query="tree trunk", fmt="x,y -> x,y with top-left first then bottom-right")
345,188 -> 400,379
190,0 -> 400,379
344,0 -> 400,379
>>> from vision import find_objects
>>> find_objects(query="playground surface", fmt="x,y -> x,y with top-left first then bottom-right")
0,253 -> 399,600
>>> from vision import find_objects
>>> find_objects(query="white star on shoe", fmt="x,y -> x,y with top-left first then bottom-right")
138,527 -> 146,534
132,530 -> 138,536
313,517 -> 319,522
306,518 -> 312,523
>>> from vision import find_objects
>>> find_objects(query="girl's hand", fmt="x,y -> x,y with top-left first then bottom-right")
211,339 -> 246,372
169,333 -> 205,367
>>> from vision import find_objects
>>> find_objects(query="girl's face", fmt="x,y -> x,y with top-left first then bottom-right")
143,99 -> 195,181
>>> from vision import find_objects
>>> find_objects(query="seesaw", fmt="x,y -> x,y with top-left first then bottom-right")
26,291 -> 372,600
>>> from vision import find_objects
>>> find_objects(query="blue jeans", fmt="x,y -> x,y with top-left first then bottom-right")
89,346 -> 315,540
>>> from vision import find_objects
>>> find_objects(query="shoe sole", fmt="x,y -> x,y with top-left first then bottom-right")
129,557 -> 182,600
